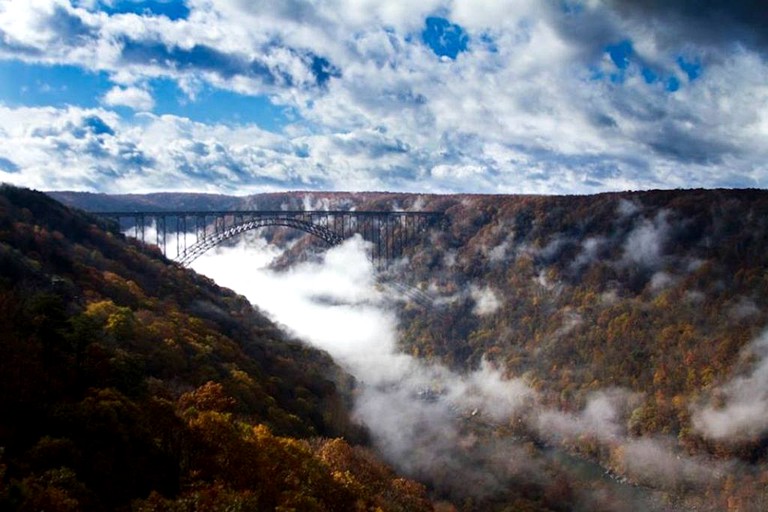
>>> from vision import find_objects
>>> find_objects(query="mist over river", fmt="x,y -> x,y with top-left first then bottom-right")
190,236 -> 671,510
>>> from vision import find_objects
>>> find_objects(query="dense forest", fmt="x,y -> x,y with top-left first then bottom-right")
396,190 -> 768,509
50,188 -> 768,510
0,186 -> 435,511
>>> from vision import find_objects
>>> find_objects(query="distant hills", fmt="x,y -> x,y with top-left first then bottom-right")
48,190 -> 424,212
0,186 -> 433,511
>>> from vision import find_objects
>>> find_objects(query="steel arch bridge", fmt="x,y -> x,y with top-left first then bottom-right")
95,209 -> 446,267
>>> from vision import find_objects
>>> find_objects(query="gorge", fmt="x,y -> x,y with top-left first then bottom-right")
32,187 -> 768,510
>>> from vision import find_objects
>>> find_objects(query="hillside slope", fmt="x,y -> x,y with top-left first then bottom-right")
397,189 -> 768,509
0,186 -> 433,511
406,190 -> 768,428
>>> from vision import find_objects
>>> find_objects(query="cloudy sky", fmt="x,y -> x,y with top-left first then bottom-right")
0,0 -> 766,194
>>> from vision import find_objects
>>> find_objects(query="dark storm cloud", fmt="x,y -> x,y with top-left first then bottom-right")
606,0 -> 768,52
551,3 -> 623,60
47,4 -> 95,45
589,112 -> 619,129
647,124 -> 738,165
118,38 -> 339,88
119,40 -> 284,83
331,132 -> 410,158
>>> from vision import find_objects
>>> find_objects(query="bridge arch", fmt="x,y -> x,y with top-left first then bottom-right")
95,209 -> 446,269
177,217 -> 345,267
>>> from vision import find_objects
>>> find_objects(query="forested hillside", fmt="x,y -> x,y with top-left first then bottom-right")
405,190 -> 768,433
0,186 -> 433,511
396,189 -> 768,510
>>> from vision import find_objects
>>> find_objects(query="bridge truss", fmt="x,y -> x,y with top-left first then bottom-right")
95,210 -> 446,267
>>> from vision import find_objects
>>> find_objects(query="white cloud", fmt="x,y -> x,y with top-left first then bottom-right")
693,330 -> 768,441
0,0 -> 78,49
470,284 -> 501,316
537,389 -> 634,444
617,199 -> 640,217
622,211 -> 670,269
613,438 -> 728,490
535,388 -> 729,491
728,297 -> 760,321
0,105 -> 126,191
188,236 -> 541,496
649,271 -> 675,291
102,85 -> 155,111
0,105 -> 325,193
487,236 -> 512,263
572,236 -> 605,269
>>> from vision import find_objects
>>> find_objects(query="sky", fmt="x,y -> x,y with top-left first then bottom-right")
0,0 -> 767,194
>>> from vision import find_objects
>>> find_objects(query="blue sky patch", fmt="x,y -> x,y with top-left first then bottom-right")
0,157 -> 19,174
598,41 -> 691,93
149,79 -> 297,131
422,17 -> 469,60
99,0 -> 190,20
641,67 -> 658,84
602,40 -> 635,83
605,40 -> 633,70
0,59 -> 297,131
0,60 -> 109,109
666,76 -> 681,92
677,56 -> 703,81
